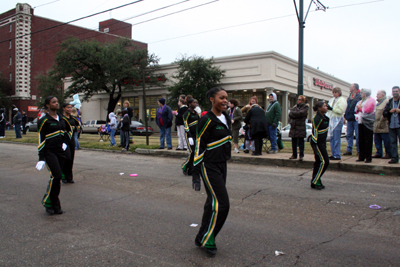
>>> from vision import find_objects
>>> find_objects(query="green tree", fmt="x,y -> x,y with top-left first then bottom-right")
168,55 -> 225,109
0,73 -> 12,110
35,73 -> 65,111
44,37 -> 158,120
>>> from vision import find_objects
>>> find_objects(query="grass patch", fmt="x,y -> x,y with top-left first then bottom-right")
2,131 -> 397,156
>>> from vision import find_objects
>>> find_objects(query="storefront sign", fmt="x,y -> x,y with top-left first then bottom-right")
28,106 -> 38,111
313,78 -> 333,90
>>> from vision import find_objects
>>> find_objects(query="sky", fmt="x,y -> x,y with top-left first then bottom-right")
3,0 -> 400,98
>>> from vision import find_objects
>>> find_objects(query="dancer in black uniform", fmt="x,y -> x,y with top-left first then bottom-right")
310,101 -> 330,190
62,103 -> 81,183
182,100 -> 199,166
194,87 -> 232,256
36,96 -> 72,215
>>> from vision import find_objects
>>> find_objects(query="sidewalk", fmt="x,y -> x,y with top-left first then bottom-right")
136,148 -> 400,176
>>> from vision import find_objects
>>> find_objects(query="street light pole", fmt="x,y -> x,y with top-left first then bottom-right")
293,0 -> 326,97
298,0 -> 305,97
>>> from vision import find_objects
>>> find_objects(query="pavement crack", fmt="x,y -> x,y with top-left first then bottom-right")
237,189 -> 264,206
298,169 -> 312,177
294,211 -> 381,266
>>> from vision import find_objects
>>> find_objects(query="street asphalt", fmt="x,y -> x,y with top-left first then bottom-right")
0,142 -> 399,266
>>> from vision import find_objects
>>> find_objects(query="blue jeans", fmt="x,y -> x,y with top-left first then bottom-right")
120,130 -> 125,146
268,125 -> 277,151
159,126 -> 172,148
374,133 -> 391,157
14,123 -> 22,138
110,129 -> 116,146
74,132 -> 80,149
330,118 -> 344,158
346,120 -> 359,153
389,128 -> 400,162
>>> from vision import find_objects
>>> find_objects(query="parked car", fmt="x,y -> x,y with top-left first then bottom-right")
82,120 -> 107,134
83,119 -> 153,136
25,118 -> 38,132
129,121 -> 154,136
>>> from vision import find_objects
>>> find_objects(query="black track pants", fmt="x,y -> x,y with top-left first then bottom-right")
42,152 -> 65,208
62,146 -> 75,181
196,161 -> 230,249
310,141 -> 329,186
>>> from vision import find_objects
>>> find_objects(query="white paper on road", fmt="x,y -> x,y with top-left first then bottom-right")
119,173 -> 124,175
190,224 -> 198,227
275,250 -> 285,256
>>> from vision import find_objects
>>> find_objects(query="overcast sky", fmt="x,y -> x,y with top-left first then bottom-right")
3,0 -> 399,97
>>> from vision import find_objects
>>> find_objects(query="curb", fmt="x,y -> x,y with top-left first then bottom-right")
135,148 -> 400,176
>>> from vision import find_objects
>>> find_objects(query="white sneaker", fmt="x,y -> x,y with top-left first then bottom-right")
234,148 -> 240,153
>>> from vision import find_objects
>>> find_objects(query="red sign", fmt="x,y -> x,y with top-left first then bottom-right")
28,106 -> 38,111
314,78 -> 333,90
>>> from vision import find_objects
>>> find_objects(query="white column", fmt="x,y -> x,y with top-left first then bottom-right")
308,97 -> 314,122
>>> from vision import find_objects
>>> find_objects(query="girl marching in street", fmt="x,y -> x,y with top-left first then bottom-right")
194,87 -> 232,256
182,98 -> 201,191
61,103 -> 81,183
310,101 -> 330,190
36,96 -> 72,215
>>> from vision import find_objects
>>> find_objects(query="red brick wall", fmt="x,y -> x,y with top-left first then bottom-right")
0,7 -> 147,118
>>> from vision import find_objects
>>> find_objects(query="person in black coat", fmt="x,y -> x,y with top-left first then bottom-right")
21,111 -> 28,134
0,108 -> 5,138
244,104 -> 268,156
175,98 -> 188,150
288,95 -> 309,161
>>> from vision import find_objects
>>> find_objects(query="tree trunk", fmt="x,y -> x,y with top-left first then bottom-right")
106,86 -> 121,122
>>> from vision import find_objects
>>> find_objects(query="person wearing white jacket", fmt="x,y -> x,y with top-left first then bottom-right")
108,112 -> 118,146
327,87 -> 347,160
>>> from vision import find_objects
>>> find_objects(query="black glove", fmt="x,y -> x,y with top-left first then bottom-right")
193,182 -> 201,191
327,105 -> 333,111
272,123 -> 277,128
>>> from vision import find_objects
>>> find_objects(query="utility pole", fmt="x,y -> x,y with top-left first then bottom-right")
293,0 -> 326,96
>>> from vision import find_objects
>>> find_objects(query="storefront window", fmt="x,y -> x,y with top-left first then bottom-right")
227,92 -> 265,108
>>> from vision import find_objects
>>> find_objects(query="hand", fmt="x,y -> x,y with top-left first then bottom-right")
272,123 -> 277,128
231,119 -> 234,124
390,108 -> 396,113
62,143 -> 67,151
36,161 -> 45,171
397,108 -> 400,113
356,104 -> 361,111
188,137 -> 194,146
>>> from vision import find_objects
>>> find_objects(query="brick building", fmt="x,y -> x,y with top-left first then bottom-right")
0,3 -> 147,120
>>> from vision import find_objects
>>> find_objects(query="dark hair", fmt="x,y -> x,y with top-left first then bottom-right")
229,98 -> 239,107
206,87 -> 226,104
392,86 -> 399,91
44,96 -> 56,109
62,103 -> 72,108
187,98 -> 197,104
353,83 -> 359,90
313,101 -> 325,112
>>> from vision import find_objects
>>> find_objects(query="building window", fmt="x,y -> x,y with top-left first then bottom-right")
9,41 -> 12,49
104,28 -> 109,33
9,24 -> 12,32
9,73 -> 12,82
9,57 -> 12,65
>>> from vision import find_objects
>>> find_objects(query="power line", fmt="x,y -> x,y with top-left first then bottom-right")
149,0 -> 385,44
130,0 -> 219,27
0,0 -> 145,44
0,0 -> 219,68
33,0 -> 61,9
30,0 -> 191,54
